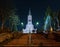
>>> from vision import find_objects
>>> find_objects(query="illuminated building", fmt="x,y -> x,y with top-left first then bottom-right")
23,9 -> 37,33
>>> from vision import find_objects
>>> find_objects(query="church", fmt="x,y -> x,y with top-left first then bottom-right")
23,9 -> 37,33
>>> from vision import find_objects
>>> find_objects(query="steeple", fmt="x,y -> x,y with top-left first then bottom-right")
29,8 -> 31,15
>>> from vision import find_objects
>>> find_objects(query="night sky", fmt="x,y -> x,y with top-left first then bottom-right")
0,0 -> 60,30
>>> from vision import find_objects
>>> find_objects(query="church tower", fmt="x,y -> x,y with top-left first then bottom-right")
28,9 -> 32,24
28,9 -> 32,25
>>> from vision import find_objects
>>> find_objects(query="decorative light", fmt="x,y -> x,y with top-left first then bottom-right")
50,27 -> 53,32
21,22 -> 24,26
36,22 -> 39,25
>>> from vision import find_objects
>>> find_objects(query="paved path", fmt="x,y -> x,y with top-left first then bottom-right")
3,33 -> 60,47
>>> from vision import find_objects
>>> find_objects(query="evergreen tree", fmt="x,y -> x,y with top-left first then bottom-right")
9,9 -> 20,32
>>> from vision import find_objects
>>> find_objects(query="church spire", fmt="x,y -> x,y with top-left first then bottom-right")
29,8 -> 31,15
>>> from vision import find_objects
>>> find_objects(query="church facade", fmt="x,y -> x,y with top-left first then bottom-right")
23,9 -> 37,33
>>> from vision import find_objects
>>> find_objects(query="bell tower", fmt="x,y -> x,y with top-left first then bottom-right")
28,9 -> 32,24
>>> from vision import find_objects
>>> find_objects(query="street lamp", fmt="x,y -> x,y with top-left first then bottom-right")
21,22 -> 24,26
36,22 -> 39,26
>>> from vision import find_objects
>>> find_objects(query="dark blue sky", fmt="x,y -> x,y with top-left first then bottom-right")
0,0 -> 60,30
13,0 -> 60,29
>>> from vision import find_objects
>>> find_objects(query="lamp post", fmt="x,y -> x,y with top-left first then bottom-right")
21,22 -> 24,26
36,22 -> 39,32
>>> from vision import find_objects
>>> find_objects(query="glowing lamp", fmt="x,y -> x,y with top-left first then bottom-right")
21,22 -> 24,26
50,27 -> 53,32
36,22 -> 39,25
